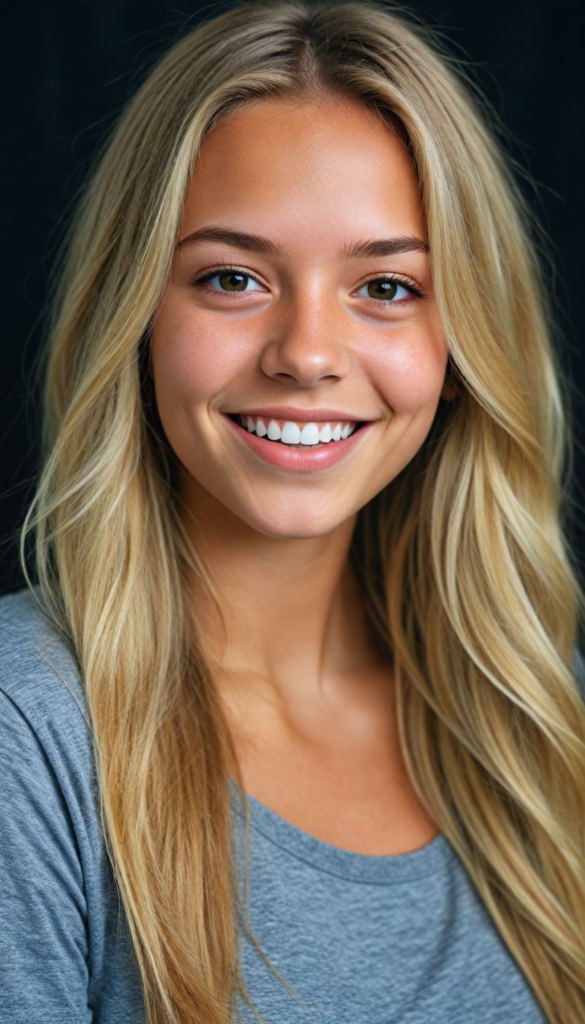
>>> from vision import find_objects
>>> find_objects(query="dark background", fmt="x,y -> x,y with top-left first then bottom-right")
1,0 -> 584,595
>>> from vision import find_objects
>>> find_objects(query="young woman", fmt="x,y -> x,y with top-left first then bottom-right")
1,2 -> 584,1023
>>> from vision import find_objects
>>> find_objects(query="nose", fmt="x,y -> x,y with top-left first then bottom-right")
260,291 -> 351,387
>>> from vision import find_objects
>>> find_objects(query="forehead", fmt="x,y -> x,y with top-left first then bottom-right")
181,97 -> 425,249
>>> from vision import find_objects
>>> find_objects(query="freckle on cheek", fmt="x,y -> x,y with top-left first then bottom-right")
376,371 -> 444,413
154,325 -> 252,409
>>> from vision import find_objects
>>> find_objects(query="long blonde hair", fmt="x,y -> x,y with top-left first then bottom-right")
23,2 -> 585,1021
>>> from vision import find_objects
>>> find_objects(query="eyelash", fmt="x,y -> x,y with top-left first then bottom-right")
362,273 -> 425,303
191,264 -> 425,302
191,264 -> 265,293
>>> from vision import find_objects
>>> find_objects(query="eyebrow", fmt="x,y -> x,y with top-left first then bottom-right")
342,236 -> 429,258
177,227 -> 282,255
177,226 -> 428,259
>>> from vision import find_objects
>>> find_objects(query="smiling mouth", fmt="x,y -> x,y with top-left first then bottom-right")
232,414 -> 360,449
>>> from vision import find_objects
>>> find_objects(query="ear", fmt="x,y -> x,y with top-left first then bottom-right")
441,360 -> 455,401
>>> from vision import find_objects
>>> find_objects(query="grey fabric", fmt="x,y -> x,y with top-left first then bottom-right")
1,590 -> 546,1023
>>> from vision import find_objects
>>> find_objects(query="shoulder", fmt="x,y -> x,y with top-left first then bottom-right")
0,588 -> 99,921
0,587 -> 88,735
0,591 -> 145,1021
0,588 -> 96,819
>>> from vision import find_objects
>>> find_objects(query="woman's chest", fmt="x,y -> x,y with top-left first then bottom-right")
235,812 -> 545,1024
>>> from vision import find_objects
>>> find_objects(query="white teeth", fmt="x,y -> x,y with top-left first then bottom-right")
300,422 -> 320,445
281,421 -> 301,444
239,415 -> 357,445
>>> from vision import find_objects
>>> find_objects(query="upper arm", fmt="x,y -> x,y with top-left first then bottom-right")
0,689 -> 93,1023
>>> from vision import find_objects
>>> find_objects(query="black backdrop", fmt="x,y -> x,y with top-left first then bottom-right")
1,0 -> 584,595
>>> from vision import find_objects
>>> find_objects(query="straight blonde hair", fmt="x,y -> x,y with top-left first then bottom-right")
23,2 -> 585,1021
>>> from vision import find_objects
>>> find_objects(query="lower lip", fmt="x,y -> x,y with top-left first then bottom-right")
225,416 -> 371,471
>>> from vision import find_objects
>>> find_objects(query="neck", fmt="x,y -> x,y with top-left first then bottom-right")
182,477 -> 378,714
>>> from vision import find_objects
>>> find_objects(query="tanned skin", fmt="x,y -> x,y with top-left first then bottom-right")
151,97 -> 451,855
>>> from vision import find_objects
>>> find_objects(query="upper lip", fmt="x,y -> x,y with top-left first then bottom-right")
225,407 -> 373,422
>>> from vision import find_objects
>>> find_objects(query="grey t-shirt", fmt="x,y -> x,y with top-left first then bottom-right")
0,590 -> 545,1023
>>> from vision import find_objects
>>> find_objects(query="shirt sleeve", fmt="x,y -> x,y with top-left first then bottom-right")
0,688 -> 92,1024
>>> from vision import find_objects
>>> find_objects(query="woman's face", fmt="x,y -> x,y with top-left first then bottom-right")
151,96 -> 449,539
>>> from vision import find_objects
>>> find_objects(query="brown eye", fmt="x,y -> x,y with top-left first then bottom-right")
218,271 -> 249,291
367,279 -> 398,300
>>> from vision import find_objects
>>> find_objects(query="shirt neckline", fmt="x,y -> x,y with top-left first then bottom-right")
232,787 -> 452,885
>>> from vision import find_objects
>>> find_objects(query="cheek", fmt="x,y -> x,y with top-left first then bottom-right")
150,306 -> 253,415
366,327 -> 448,416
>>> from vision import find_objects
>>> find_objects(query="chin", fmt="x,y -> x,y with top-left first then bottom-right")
235,499 -> 353,541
